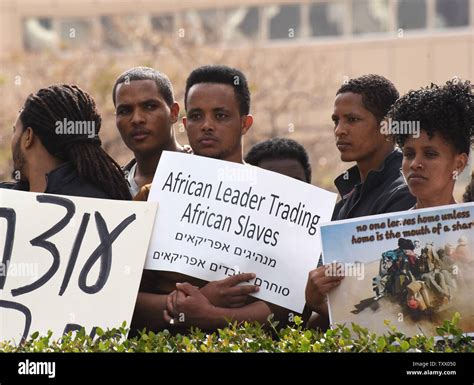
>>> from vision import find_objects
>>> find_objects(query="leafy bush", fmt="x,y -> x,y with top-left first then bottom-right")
0,313 -> 472,353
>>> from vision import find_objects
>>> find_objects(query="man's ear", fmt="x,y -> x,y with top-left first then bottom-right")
170,102 -> 180,124
182,116 -> 187,131
241,115 -> 253,136
23,127 -> 35,149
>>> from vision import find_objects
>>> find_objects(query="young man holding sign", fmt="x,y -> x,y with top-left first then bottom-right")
305,75 -> 416,329
133,65 -> 274,332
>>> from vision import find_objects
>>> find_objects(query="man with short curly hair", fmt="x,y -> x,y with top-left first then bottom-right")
305,74 -> 416,330
244,137 -> 312,183
331,74 -> 416,220
113,66 -> 191,197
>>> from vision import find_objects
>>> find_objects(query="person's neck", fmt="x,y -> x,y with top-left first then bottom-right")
357,145 -> 394,183
135,139 -> 182,182
27,157 -> 65,193
415,192 -> 456,209
221,150 -> 244,164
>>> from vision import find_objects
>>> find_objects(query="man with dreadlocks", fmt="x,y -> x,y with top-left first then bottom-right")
1,84 -> 131,200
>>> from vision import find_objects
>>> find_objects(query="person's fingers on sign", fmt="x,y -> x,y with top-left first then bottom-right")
200,273 -> 259,308
167,283 -> 220,328
164,283 -> 214,327
305,263 -> 344,314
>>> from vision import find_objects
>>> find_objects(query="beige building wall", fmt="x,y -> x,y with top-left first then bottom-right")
0,0 -> 472,192
2,0 -> 472,91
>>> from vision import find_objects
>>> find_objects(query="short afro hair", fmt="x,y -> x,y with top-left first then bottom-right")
112,66 -> 174,107
244,138 -> 312,183
388,79 -> 474,155
336,74 -> 399,122
185,65 -> 250,115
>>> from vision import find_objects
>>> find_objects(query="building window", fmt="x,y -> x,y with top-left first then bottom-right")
222,7 -> 259,42
309,1 -> 345,37
23,17 -> 56,51
398,0 -> 427,30
58,19 -> 93,48
435,0 -> 469,28
177,9 -> 223,44
151,14 -> 174,33
101,16 -> 123,50
267,5 -> 301,40
352,0 -> 389,35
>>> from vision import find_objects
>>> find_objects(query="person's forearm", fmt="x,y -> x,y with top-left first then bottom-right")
206,301 -> 273,329
317,302 -> 329,317
307,312 -> 330,331
130,292 -> 169,332
309,301 -> 328,317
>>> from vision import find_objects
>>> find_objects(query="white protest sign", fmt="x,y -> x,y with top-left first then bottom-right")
0,189 -> 157,343
145,151 -> 337,313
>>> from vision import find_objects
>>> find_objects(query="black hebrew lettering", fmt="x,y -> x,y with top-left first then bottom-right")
11,195 -> 75,297
0,208 -> 16,290
59,213 -> 91,296
78,212 -> 136,294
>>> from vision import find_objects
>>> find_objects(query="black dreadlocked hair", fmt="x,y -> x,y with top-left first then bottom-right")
336,74 -> 399,122
388,79 -> 474,155
20,84 -> 132,200
245,138 -> 312,183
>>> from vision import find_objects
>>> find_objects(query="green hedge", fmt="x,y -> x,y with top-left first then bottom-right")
1,313 -> 472,352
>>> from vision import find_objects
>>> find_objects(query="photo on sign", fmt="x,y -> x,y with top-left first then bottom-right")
320,203 -> 474,337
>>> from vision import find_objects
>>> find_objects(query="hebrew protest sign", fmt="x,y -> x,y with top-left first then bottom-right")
145,151 -> 337,313
320,203 -> 474,336
0,189 -> 157,343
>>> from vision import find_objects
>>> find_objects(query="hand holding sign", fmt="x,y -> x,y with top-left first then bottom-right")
200,273 -> 259,308
165,282 -> 219,329
305,264 -> 344,316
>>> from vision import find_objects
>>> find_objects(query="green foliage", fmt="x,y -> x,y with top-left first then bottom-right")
0,314 -> 471,353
